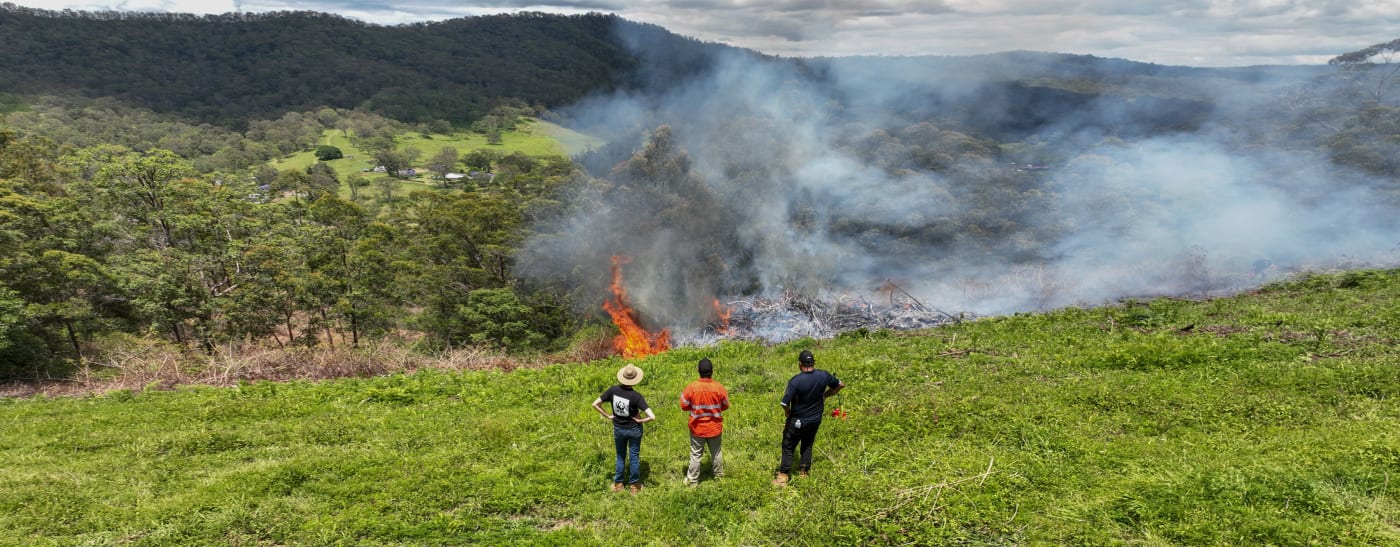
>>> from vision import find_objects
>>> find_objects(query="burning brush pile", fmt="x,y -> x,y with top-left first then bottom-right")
604,255 -> 965,356
682,288 -> 966,346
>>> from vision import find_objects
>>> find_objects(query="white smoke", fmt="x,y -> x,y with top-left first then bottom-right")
520,34 -> 1400,340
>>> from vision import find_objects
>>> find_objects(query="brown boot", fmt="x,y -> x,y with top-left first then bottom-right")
772,472 -> 790,487
628,483 -> 643,494
798,470 -> 809,478
610,482 -> 624,492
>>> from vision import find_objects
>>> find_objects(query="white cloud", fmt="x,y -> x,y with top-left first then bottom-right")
11,0 -> 1400,65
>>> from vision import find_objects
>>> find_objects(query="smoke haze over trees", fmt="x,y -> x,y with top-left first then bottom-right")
522,38 -> 1400,335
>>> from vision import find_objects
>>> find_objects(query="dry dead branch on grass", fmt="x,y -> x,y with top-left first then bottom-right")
871,458 -> 998,521
0,338 -> 562,398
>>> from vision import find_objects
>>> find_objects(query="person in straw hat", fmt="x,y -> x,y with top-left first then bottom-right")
592,364 -> 656,493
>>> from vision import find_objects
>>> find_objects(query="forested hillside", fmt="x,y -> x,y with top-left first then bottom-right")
0,5 -> 729,126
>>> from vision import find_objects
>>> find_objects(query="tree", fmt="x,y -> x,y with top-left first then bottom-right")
315,107 -> 341,127
428,119 -> 453,134
82,148 -> 196,250
427,147 -> 460,186
252,164 -> 280,189
0,283 -> 33,379
0,284 -> 24,355
346,172 -> 370,202
0,131 -> 121,375
1329,37 -> 1400,105
24,250 -> 113,360
402,146 -> 422,165
378,175 -> 400,205
455,288 -> 549,351
305,162 -> 340,198
373,148 -> 409,178
464,149 -> 498,173
1324,38 -> 1400,176
231,231 -> 311,348
276,169 -> 313,201
399,190 -> 527,344
315,145 -> 343,161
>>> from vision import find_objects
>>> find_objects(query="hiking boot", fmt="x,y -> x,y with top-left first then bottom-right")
772,472 -> 790,487
628,483 -> 643,494
798,470 -> 809,478
610,482 -> 624,492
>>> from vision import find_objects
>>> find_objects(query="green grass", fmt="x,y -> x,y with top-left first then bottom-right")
2,270 -> 1398,545
269,119 -> 590,204
538,119 -> 606,156
271,118 -> 576,174
395,118 -> 573,158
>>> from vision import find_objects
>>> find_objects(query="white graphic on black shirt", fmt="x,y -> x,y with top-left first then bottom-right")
612,395 -> 631,417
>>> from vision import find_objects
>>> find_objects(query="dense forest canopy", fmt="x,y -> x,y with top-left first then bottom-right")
0,5 -> 1396,382
0,4 -> 731,127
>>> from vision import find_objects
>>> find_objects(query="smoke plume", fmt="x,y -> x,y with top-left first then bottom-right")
519,31 -> 1400,342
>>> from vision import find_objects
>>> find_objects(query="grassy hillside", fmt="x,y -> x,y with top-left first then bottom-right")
2,270 -> 1397,545
267,118 -> 586,204
272,118 -> 574,171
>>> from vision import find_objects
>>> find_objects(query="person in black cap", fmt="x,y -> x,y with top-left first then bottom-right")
773,349 -> 844,486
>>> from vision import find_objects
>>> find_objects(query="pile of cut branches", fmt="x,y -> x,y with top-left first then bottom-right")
682,285 -> 965,345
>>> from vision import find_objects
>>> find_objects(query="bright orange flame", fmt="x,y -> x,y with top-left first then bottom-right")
602,255 -> 671,359
711,298 -> 732,335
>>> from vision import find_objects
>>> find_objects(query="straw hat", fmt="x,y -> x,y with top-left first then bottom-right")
617,364 -> 644,386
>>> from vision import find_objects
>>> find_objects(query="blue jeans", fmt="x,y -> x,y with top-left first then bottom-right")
613,426 -> 643,484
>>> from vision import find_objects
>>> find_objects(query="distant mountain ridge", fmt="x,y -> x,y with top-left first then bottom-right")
0,4 -> 1324,134
0,6 -> 735,126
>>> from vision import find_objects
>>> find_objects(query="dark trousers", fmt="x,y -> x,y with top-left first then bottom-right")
778,418 -> 821,474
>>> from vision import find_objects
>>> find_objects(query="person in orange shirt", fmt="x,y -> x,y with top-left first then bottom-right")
680,357 -> 730,486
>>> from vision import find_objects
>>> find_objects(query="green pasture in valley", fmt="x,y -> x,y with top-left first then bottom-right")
269,129 -> 366,174
271,118 -> 576,173
2,270 -> 1398,545
267,118 -> 589,204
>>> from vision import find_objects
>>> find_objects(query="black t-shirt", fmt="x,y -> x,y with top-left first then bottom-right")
781,369 -> 842,424
600,385 -> 649,429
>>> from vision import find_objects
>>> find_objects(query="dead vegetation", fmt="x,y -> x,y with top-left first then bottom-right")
0,329 -> 619,399
689,286 -> 965,345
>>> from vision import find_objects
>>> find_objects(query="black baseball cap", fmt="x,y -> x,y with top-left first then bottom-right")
798,350 -> 815,365
698,358 -> 713,375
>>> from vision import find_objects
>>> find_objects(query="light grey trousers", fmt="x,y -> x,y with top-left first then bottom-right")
686,433 -> 723,483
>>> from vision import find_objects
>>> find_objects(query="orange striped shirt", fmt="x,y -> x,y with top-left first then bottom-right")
679,378 -> 729,437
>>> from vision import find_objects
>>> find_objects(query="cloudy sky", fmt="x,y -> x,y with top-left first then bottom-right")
14,0 -> 1400,66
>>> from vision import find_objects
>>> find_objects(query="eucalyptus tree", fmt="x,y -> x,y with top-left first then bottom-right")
427,147 -> 460,187
0,131 -> 122,373
397,189 -> 524,346
1325,38 -> 1400,178
65,147 -> 261,350
305,194 -> 384,348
